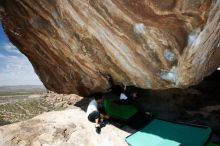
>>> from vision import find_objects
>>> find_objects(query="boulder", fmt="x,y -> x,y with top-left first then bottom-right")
0,0 -> 219,95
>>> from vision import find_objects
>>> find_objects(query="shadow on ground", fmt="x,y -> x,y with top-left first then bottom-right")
75,71 -> 220,139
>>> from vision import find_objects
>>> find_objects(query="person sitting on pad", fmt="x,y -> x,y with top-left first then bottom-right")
86,92 -> 109,134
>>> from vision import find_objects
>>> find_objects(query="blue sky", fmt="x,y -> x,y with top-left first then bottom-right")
0,22 -> 43,86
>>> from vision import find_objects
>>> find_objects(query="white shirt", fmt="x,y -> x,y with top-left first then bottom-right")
120,93 -> 128,100
86,99 -> 98,116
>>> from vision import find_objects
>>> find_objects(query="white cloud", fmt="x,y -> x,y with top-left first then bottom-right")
0,46 -> 43,86
0,42 -> 20,54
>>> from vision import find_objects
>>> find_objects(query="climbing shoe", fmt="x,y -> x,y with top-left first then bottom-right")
95,124 -> 101,134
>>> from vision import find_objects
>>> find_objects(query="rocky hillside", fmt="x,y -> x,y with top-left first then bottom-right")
0,91 -> 83,126
0,0 -> 219,95
0,98 -> 56,125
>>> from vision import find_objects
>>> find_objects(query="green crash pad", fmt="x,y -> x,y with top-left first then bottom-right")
207,142 -> 220,146
126,119 -> 212,146
104,99 -> 138,121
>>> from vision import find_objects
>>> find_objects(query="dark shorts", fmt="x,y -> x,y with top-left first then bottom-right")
88,111 -> 100,123
98,107 -> 106,115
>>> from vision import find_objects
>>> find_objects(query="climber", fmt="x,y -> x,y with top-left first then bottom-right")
106,74 -> 139,103
86,92 -> 109,134
118,84 -> 139,105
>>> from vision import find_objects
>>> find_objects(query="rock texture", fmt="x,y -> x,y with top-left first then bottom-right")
44,92 -> 83,108
0,0 -> 220,95
0,106 -> 129,146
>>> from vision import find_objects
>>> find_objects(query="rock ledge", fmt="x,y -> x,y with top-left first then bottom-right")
0,106 -> 129,146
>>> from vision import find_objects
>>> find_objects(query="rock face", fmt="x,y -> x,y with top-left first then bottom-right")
0,106 -> 129,146
0,0 -> 219,95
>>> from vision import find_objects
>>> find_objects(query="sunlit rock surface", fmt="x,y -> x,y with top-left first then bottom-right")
0,0 -> 219,95
0,106 -> 129,146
